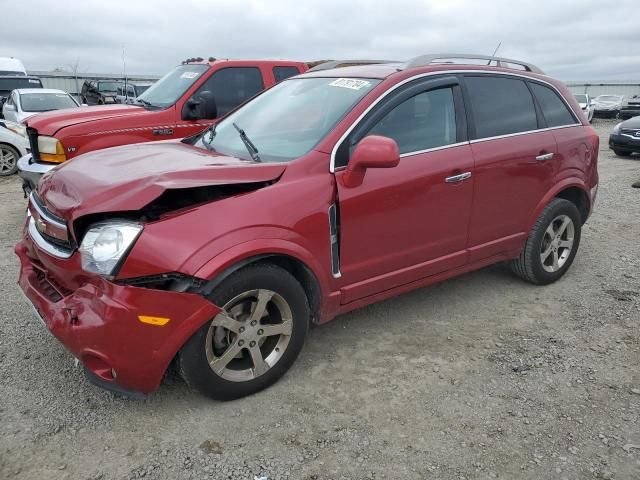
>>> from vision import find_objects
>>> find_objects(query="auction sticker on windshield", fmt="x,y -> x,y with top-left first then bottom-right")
180,72 -> 200,79
329,78 -> 371,90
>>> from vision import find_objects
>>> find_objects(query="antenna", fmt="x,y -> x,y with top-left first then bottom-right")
122,45 -> 127,96
488,41 -> 502,65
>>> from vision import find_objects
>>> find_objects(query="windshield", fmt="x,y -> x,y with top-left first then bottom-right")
137,64 -> 208,108
194,77 -> 380,163
574,94 -> 587,103
596,95 -> 621,102
20,92 -> 78,112
134,84 -> 151,96
98,81 -> 120,93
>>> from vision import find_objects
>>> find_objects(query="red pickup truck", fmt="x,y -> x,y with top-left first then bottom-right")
17,59 -> 307,192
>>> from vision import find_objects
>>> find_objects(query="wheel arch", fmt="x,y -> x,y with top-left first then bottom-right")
528,179 -> 591,230
195,246 -> 327,326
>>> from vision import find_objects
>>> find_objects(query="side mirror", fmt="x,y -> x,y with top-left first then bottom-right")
342,135 -> 400,188
182,90 -> 217,121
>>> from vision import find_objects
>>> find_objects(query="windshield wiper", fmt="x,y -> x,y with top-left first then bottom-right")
137,98 -> 156,108
201,123 -> 217,151
233,122 -> 261,162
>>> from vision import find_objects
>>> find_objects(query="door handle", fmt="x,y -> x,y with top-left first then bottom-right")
445,172 -> 472,183
535,152 -> 554,161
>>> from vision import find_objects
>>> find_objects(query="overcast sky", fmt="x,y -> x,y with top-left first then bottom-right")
2,0 -> 639,80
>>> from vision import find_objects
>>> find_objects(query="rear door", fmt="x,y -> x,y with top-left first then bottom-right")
462,74 -> 557,262
334,76 -> 474,303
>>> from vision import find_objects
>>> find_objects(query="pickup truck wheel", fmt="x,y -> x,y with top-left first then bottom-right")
179,263 -> 309,401
0,144 -> 19,176
510,198 -> 581,285
613,149 -> 631,157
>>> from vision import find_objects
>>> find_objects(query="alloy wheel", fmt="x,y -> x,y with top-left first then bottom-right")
540,214 -> 575,273
204,289 -> 293,382
0,147 -> 17,174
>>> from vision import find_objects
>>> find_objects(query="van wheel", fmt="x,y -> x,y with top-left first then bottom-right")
179,263 -> 309,401
613,149 -> 631,157
0,144 -> 19,176
510,198 -> 581,285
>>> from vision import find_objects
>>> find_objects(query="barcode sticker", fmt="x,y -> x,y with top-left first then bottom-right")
329,78 -> 371,90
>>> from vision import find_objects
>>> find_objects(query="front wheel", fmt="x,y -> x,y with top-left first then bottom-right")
0,144 -> 19,176
179,263 -> 309,400
510,198 -> 582,285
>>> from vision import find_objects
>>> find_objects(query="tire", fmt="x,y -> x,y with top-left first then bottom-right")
97,98 -> 104,105
179,263 -> 310,400
614,149 -> 632,157
510,198 -> 581,285
0,144 -> 19,176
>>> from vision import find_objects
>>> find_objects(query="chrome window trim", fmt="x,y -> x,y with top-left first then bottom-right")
29,192 -> 66,230
468,123 -> 581,145
27,217 -> 73,259
399,141 -> 470,159
329,69 -> 583,173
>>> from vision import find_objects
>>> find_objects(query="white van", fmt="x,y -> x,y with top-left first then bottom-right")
0,58 -> 27,76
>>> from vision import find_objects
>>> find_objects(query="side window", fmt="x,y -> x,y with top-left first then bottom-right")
198,67 -> 265,116
362,88 -> 457,155
273,66 -> 300,83
465,76 -> 538,138
6,93 -> 13,106
529,82 -> 577,127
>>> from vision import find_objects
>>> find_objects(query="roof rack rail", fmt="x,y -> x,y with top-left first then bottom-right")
404,53 -> 544,74
307,60 -> 399,72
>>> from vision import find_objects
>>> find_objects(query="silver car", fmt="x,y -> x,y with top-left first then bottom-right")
592,94 -> 624,118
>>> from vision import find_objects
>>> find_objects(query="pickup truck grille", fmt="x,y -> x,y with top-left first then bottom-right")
26,127 -> 40,161
621,128 -> 640,136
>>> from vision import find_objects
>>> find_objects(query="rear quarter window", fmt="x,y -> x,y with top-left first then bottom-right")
529,82 -> 577,127
273,66 -> 301,83
464,76 -> 538,138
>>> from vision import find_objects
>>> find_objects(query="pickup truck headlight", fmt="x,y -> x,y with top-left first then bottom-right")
37,135 -> 67,163
79,221 -> 143,276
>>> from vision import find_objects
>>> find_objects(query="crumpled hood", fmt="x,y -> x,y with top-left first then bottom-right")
24,104 -> 146,135
37,141 -> 287,221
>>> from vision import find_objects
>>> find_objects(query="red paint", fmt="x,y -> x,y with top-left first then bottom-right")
16,63 -> 599,394
25,60 -> 307,161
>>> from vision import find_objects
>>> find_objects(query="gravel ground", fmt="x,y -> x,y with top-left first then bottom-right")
1,119 -> 639,480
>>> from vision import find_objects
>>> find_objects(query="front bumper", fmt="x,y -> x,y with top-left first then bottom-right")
609,133 -> 640,153
17,153 -> 55,195
15,239 -> 221,394
619,108 -> 640,119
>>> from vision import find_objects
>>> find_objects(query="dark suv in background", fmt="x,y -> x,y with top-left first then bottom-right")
80,79 -> 122,105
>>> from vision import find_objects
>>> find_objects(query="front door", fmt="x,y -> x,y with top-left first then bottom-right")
334,77 -> 474,303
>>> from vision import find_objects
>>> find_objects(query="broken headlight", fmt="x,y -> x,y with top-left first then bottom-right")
79,221 -> 143,276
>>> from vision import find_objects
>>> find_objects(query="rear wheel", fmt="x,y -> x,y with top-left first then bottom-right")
510,198 -> 581,285
0,144 -> 19,176
179,263 -> 309,400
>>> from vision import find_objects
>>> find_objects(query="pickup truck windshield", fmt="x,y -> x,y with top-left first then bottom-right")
195,77 -> 380,163
137,64 -> 208,108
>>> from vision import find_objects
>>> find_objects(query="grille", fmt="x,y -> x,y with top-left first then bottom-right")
31,192 -> 73,251
32,260 -> 72,302
26,127 -> 40,161
621,128 -> 640,136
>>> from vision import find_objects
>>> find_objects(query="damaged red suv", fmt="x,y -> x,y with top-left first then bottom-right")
16,54 -> 599,400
